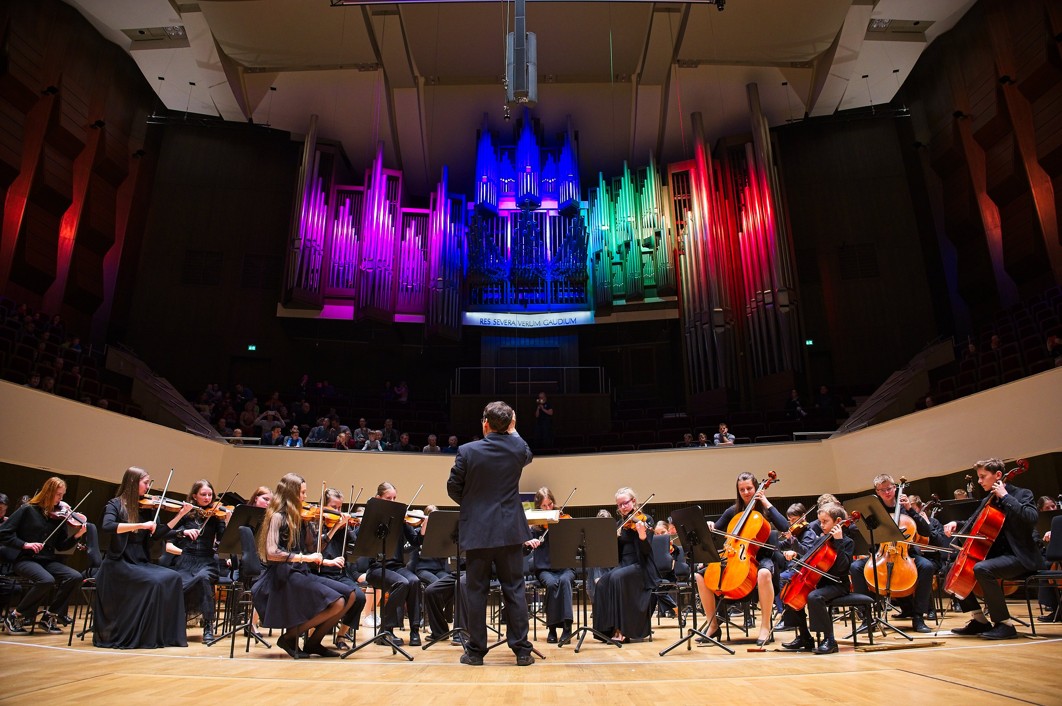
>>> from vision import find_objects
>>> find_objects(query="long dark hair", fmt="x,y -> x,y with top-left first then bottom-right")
116,467 -> 149,522
734,471 -> 758,511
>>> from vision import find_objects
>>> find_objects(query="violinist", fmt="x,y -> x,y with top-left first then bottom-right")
411,505 -> 448,587
171,479 -> 231,642
93,467 -> 195,649
778,503 -> 815,554
943,458 -> 1039,639
848,474 -> 935,633
311,488 -> 366,650
364,481 -> 423,647
251,473 -> 357,658
780,503 -> 854,654
591,487 -> 659,644
1034,496 -> 1059,623
694,472 -> 788,646
0,477 -> 86,635
524,487 -> 574,644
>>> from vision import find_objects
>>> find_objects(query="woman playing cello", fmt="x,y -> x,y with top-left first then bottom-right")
943,458 -> 1039,640
694,471 -> 788,646
779,503 -> 854,654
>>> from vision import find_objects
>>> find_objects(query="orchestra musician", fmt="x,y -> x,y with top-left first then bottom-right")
0,476 -> 87,635
848,474 -> 935,633
591,487 -> 659,644
364,481 -> 423,647
251,473 -> 357,658
1034,496 -> 1059,622
310,488 -> 367,650
171,479 -> 231,642
780,502 -> 855,654
944,459 -> 1039,639
411,505 -> 449,587
447,400 -> 534,666
694,472 -> 788,646
524,487 -> 574,644
93,467 -> 195,649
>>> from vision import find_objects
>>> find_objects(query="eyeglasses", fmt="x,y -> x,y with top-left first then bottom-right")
875,485 -> 896,492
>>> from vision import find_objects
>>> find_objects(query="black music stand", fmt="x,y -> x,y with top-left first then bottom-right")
844,495 -> 913,641
936,499 -> 981,528
341,497 -> 413,660
659,506 -> 733,656
418,511 -> 468,651
205,505 -> 269,654
550,517 -> 620,652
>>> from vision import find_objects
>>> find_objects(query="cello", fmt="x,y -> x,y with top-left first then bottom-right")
944,459 -> 1029,600
702,471 -> 779,599
863,476 -> 919,598
781,512 -> 861,611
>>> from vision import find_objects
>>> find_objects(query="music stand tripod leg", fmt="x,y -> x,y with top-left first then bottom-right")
341,534 -> 415,661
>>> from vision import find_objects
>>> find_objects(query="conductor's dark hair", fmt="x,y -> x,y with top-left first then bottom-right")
482,401 -> 514,433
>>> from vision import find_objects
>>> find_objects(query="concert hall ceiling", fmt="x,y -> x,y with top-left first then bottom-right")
62,0 -> 975,196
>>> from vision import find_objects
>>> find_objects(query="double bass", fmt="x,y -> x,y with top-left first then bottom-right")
863,476 -> 919,598
702,471 -> 779,599
781,512 -> 861,611
944,459 -> 1029,600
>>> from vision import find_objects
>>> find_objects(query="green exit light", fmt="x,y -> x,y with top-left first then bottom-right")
805,339 -> 814,346
247,344 -> 257,351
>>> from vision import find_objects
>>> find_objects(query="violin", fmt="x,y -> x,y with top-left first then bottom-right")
405,509 -> 426,527
139,495 -> 186,513
301,503 -> 359,529
49,501 -> 88,528
621,512 -> 649,532
945,459 -> 1029,600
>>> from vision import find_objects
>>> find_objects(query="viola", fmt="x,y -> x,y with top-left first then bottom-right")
702,471 -> 779,599
781,512 -> 861,611
945,459 -> 1029,600
863,476 -> 919,598
621,512 -> 649,532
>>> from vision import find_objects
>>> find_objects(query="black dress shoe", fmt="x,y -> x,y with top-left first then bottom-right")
695,626 -> 722,643
813,637 -> 838,655
980,622 -> 1018,640
408,631 -> 421,647
1036,612 -> 1062,623
755,635 -> 775,647
516,653 -> 535,666
304,644 -> 341,658
912,619 -> 932,634
460,652 -> 484,666
951,619 -> 992,636
277,633 -> 303,659
926,609 -> 937,621
781,635 -> 814,651
203,629 -> 215,642
559,627 -> 572,643
547,628 -> 558,643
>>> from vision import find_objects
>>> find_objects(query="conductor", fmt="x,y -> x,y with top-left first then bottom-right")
447,400 -> 535,666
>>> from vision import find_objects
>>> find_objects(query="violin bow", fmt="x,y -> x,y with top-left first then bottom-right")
405,483 -> 425,515
196,472 -> 239,532
617,493 -> 655,537
42,490 -> 92,546
342,484 -> 356,558
316,482 -> 326,572
153,469 -> 175,526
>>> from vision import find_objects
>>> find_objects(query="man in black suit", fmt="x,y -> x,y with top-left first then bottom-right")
447,400 -> 534,666
944,458 -> 1040,640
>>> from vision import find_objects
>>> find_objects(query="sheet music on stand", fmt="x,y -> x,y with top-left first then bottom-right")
548,517 -> 620,652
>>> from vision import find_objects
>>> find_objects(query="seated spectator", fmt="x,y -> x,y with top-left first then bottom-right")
292,401 -> 315,436
713,423 -> 735,446
24,372 -> 41,390
263,391 -> 283,412
423,434 -> 441,453
394,433 -> 418,453
962,341 -> 978,361
393,380 -> 409,403
697,432 -> 710,447
334,431 -> 354,450
254,409 -> 283,438
229,429 -> 245,445
40,375 -> 56,394
784,388 -> 807,419
61,336 -> 82,353
815,384 -> 839,420
238,401 -> 257,435
96,399 -> 109,410
1048,334 -> 1062,367
264,424 -> 284,446
678,433 -> 695,448
361,430 -> 385,452
989,334 -> 1002,355
381,419 -> 400,448
283,426 -> 303,448
441,435 -> 459,454
307,417 -> 330,444
216,419 -> 234,437
353,418 -> 371,446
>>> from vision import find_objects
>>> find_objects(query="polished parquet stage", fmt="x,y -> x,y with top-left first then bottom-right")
1,607 -> 1060,706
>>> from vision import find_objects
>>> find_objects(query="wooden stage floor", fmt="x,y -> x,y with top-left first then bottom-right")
2,608 -> 1060,705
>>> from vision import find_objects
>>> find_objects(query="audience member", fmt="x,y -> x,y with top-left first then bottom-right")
361,430 -> 385,452
423,434 -> 441,453
395,433 -> 418,452
229,429 -> 245,445
815,385 -> 839,420
678,433 -> 695,448
713,423 -> 735,446
1048,334 -> 1062,367
393,381 -> 409,403
283,426 -> 304,448
381,419 -> 400,448
784,388 -> 808,419
264,425 -> 284,446
534,392 -> 554,448
442,435 -> 459,454
697,432 -> 710,447
353,418 -> 371,446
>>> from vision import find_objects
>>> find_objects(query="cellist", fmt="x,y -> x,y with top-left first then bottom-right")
943,458 -> 1039,639
848,473 -> 935,633
780,503 -> 854,654
693,471 -> 788,646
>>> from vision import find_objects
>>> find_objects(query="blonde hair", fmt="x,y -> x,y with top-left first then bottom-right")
257,473 -> 304,559
29,477 -> 66,513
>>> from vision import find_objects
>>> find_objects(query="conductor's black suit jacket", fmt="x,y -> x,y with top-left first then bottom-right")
447,431 -> 533,552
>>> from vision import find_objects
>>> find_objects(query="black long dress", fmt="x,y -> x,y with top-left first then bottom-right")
173,512 -> 225,628
591,514 -> 660,640
251,513 -> 350,629
93,498 -> 187,649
